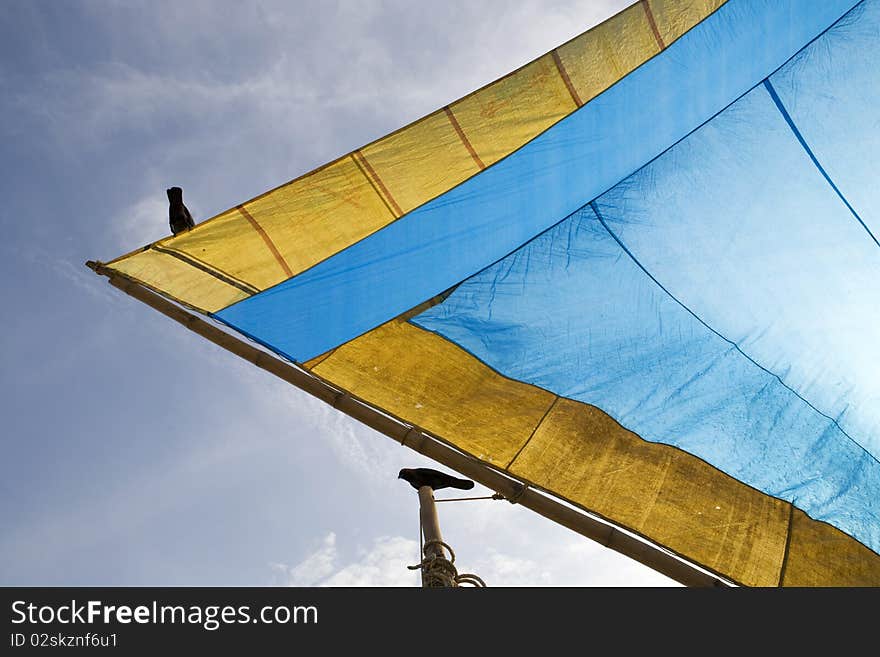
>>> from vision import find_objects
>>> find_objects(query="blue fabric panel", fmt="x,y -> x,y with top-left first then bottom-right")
593,83 -> 880,460
412,206 -> 880,554
769,0 -> 880,242
216,0 -> 859,362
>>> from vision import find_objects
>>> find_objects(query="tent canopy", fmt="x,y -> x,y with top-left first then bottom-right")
96,0 -> 880,586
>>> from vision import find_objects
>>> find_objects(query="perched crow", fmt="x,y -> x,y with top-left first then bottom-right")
167,186 -> 195,235
398,468 -> 474,492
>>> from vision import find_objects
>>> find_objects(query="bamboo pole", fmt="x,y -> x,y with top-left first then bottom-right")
418,486 -> 444,561
86,261 -> 732,588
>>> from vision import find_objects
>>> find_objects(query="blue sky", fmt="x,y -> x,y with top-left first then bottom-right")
0,0 -> 678,586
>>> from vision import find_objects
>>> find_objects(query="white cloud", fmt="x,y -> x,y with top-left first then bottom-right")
270,494 -> 682,587
271,532 -> 340,586
113,193 -> 170,250
321,536 -> 420,587
11,1 -> 632,173
468,536 -> 681,587
272,533 -> 420,587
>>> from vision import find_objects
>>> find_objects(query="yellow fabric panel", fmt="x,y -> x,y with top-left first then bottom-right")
359,111 -> 481,215
312,320 -> 555,468
508,398 -> 790,587
240,157 -> 396,278
106,207 -> 275,306
556,3 -> 660,102
449,54 -> 576,168
108,248 -> 248,313
647,0 -> 725,45
151,208 -> 284,291
782,508 -> 880,586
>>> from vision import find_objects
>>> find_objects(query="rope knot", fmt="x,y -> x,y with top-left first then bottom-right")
408,539 -> 486,587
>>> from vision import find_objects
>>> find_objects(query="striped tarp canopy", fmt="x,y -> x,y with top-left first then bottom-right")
96,0 -> 880,586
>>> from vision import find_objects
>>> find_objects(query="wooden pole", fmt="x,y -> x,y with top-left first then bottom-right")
418,486 -> 444,561
86,262 -> 733,587
417,485 -> 455,587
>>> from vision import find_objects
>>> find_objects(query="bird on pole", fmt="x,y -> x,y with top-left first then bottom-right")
167,186 -> 195,235
398,468 -> 475,492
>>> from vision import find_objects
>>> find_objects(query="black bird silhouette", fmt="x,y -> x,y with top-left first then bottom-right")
167,186 -> 195,235
398,468 -> 474,491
